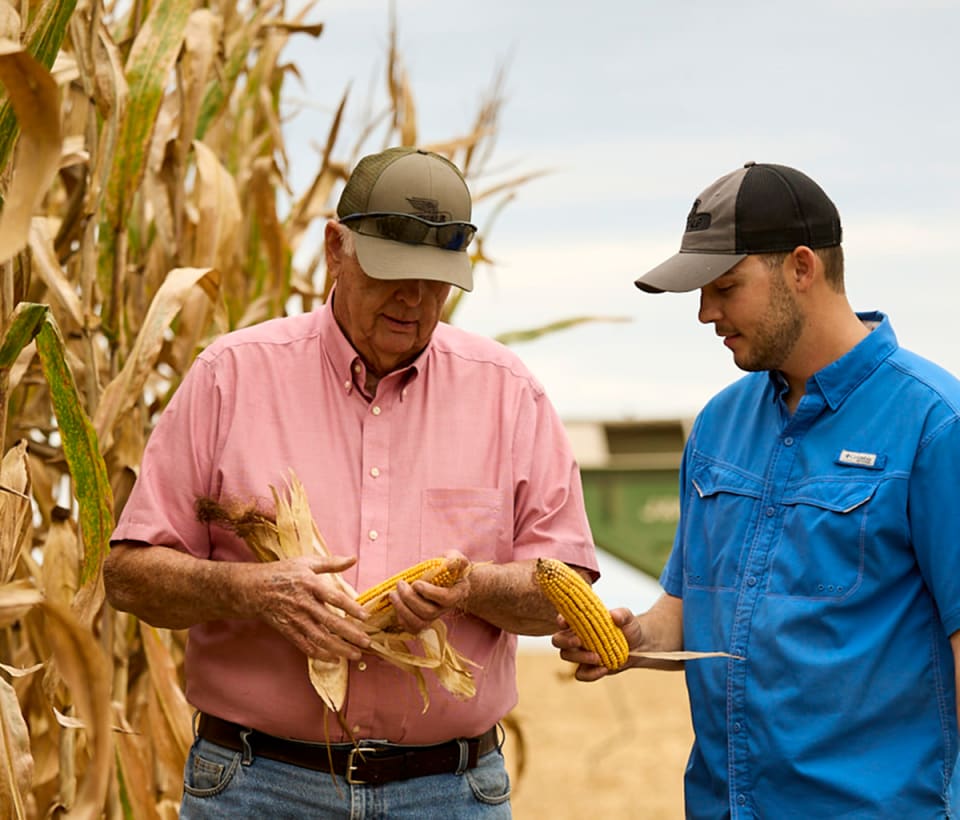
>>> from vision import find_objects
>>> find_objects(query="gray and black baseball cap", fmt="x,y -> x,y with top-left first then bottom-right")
634,162 -> 842,293
337,147 -> 476,291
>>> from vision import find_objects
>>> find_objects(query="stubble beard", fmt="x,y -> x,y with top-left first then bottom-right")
735,273 -> 805,373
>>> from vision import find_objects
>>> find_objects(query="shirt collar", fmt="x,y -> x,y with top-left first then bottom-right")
766,312 -> 897,410
813,311 -> 898,410
318,297 -> 429,398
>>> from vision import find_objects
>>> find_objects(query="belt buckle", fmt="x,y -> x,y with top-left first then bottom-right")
346,745 -> 378,785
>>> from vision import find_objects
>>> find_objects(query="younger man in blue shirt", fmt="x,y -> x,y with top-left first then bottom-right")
557,162 -> 960,817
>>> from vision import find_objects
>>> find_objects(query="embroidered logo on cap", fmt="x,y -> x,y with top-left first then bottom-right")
838,449 -> 878,467
685,198 -> 712,232
406,196 -> 451,222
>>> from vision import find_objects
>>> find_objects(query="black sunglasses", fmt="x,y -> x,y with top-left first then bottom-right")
339,211 -> 477,252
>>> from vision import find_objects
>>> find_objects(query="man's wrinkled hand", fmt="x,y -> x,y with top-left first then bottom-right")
254,554 -> 371,662
390,550 -> 471,634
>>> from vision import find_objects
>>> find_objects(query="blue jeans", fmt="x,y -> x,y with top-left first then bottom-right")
179,736 -> 512,819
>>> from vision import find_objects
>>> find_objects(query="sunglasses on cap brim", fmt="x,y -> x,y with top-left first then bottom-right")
339,211 -> 477,252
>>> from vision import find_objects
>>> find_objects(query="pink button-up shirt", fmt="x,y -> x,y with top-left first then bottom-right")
112,302 -> 598,743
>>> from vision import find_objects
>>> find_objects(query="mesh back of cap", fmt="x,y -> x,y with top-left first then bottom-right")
337,147 -> 417,217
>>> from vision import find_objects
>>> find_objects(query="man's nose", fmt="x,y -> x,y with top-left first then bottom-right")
395,279 -> 424,305
698,290 -> 720,325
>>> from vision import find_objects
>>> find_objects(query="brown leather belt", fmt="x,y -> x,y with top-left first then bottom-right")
195,712 -> 499,785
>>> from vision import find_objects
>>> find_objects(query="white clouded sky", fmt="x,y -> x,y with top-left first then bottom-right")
283,0 -> 960,421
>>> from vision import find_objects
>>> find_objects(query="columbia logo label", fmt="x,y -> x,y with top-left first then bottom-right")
838,449 -> 877,467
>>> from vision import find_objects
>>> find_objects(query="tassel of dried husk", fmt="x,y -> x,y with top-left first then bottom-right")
195,470 -> 479,713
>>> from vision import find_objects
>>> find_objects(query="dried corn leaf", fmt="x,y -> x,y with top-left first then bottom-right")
628,650 -> 742,661
250,157 -> 289,296
0,439 -> 31,584
53,708 -> 86,729
421,622 -> 478,701
93,266 -> 220,454
0,2 -> 19,40
27,219 -> 85,333
0,580 -> 41,628
112,703 -> 163,820
0,662 -> 42,678
307,657 -> 347,712
39,514 -> 80,611
179,11 -> 223,176
140,624 -> 193,755
192,141 -> 242,272
40,600 -> 112,820
0,40 -> 62,264
0,674 -> 32,820
368,621 -> 478,712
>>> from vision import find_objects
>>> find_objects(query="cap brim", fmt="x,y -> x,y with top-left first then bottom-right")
354,234 -> 473,292
634,251 -> 747,293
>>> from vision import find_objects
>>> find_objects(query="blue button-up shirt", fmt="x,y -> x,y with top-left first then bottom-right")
661,313 -> 960,818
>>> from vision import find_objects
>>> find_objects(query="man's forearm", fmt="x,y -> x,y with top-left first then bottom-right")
103,543 -> 263,628
463,558 -> 584,636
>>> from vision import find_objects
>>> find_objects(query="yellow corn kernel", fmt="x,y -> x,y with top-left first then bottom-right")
357,557 -> 465,614
534,557 -> 629,670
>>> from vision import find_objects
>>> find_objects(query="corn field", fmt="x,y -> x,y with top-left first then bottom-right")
0,1 -> 553,816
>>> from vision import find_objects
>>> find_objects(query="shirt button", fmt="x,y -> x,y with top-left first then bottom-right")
733,722 -> 742,733
372,406 -> 381,415
784,436 -> 794,446
357,661 -> 367,671
370,467 -> 380,478
368,530 -> 378,541
766,506 -> 775,517
353,362 -> 362,373
747,576 -> 757,587
737,794 -> 747,805
343,381 -> 351,391
352,724 -> 362,733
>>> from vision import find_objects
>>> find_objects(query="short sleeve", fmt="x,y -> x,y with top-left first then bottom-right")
510,387 -> 599,578
910,415 -> 960,635
111,356 -> 224,557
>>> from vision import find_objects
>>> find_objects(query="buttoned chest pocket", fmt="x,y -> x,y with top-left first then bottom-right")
683,462 -> 764,591
767,479 -> 879,599
420,488 -> 508,563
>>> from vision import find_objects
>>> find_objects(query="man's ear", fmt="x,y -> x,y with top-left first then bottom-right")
788,245 -> 819,292
324,221 -> 345,279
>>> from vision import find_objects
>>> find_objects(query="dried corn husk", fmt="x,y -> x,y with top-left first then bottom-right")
195,470 -> 478,712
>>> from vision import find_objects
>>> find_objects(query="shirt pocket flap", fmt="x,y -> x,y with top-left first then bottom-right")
690,461 -> 764,500
781,479 -> 880,514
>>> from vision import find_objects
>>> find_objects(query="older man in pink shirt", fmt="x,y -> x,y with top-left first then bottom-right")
104,147 -> 599,818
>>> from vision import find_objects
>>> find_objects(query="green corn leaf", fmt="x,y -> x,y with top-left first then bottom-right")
495,316 -> 632,346
99,0 -> 193,331
0,302 -> 47,367
34,313 -> 114,586
103,0 -> 193,224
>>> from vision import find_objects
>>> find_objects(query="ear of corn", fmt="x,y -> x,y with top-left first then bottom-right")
357,556 -> 469,614
535,557 -> 629,670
